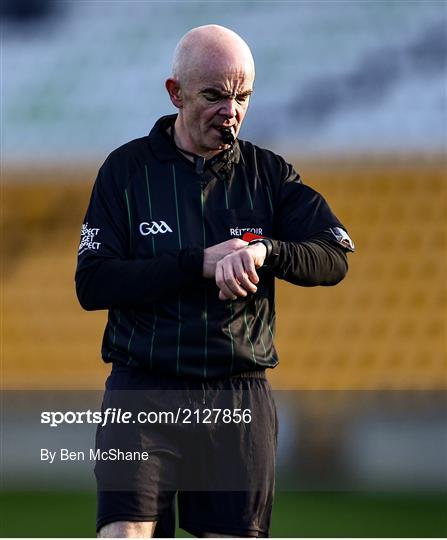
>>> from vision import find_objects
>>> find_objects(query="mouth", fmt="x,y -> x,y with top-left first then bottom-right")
212,125 -> 236,143
212,123 -> 236,131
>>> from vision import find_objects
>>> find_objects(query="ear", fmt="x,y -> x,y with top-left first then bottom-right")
166,78 -> 183,109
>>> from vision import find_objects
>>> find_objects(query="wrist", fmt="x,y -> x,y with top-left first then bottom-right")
248,238 -> 272,266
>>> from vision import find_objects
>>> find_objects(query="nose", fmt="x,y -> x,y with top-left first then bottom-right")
219,97 -> 237,119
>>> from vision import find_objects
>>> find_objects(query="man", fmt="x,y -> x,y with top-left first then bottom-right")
76,24 -> 354,538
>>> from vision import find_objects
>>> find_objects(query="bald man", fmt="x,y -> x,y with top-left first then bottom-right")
76,25 -> 353,538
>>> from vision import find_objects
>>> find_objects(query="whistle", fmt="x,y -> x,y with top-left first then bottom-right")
221,127 -> 235,145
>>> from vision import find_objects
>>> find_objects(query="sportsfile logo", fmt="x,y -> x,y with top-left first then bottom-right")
78,223 -> 101,255
139,221 -> 173,236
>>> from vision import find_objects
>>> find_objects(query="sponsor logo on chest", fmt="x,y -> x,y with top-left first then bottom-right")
229,227 -> 263,237
139,221 -> 173,235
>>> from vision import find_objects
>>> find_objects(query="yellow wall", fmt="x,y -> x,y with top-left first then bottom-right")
2,158 -> 445,389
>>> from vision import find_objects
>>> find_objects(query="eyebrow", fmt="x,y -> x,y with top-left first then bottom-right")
201,88 -> 253,98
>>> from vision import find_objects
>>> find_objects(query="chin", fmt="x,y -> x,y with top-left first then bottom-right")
203,137 -> 223,151
211,132 -> 222,143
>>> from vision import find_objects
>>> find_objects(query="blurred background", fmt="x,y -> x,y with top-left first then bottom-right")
2,0 -> 446,537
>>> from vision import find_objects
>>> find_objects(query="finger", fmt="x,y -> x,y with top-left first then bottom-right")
216,262 -> 239,300
233,258 -> 258,293
243,252 -> 260,284
222,261 -> 248,297
216,264 -> 235,300
219,278 -> 239,300
219,288 -> 234,301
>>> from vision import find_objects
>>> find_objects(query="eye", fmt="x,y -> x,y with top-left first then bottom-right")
202,91 -> 222,103
236,93 -> 252,104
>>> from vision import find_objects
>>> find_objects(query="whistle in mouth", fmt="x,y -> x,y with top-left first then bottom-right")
221,127 -> 235,145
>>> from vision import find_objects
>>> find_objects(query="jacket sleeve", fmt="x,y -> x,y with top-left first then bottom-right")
75,157 -> 203,311
267,231 -> 349,286
266,161 -> 354,286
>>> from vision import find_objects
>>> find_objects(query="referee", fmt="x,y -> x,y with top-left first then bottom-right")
76,24 -> 354,538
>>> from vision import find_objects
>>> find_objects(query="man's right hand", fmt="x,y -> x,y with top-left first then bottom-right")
202,239 -> 248,278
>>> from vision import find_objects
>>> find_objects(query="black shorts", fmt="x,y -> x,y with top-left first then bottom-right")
95,364 -> 278,537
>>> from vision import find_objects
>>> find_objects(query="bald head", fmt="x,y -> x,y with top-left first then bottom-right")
172,25 -> 255,85
166,25 -> 255,157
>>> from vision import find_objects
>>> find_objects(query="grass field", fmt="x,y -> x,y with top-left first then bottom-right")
0,491 -> 446,537
2,159 -> 446,537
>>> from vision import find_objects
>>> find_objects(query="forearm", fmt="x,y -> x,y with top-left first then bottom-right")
75,248 -> 204,310
268,232 -> 349,286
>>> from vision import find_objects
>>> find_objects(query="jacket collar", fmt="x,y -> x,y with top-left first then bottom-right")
148,114 -> 241,165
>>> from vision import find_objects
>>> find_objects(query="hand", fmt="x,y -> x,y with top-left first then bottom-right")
202,238 -> 248,278
215,243 -> 267,301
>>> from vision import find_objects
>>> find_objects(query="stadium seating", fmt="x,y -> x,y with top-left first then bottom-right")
3,158 -> 445,390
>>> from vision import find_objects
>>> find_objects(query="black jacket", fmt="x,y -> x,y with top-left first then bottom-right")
75,115 -> 353,378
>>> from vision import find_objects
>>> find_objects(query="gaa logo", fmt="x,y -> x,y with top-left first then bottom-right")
139,221 -> 173,236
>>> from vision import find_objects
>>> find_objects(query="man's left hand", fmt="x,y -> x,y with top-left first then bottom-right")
215,243 -> 267,301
